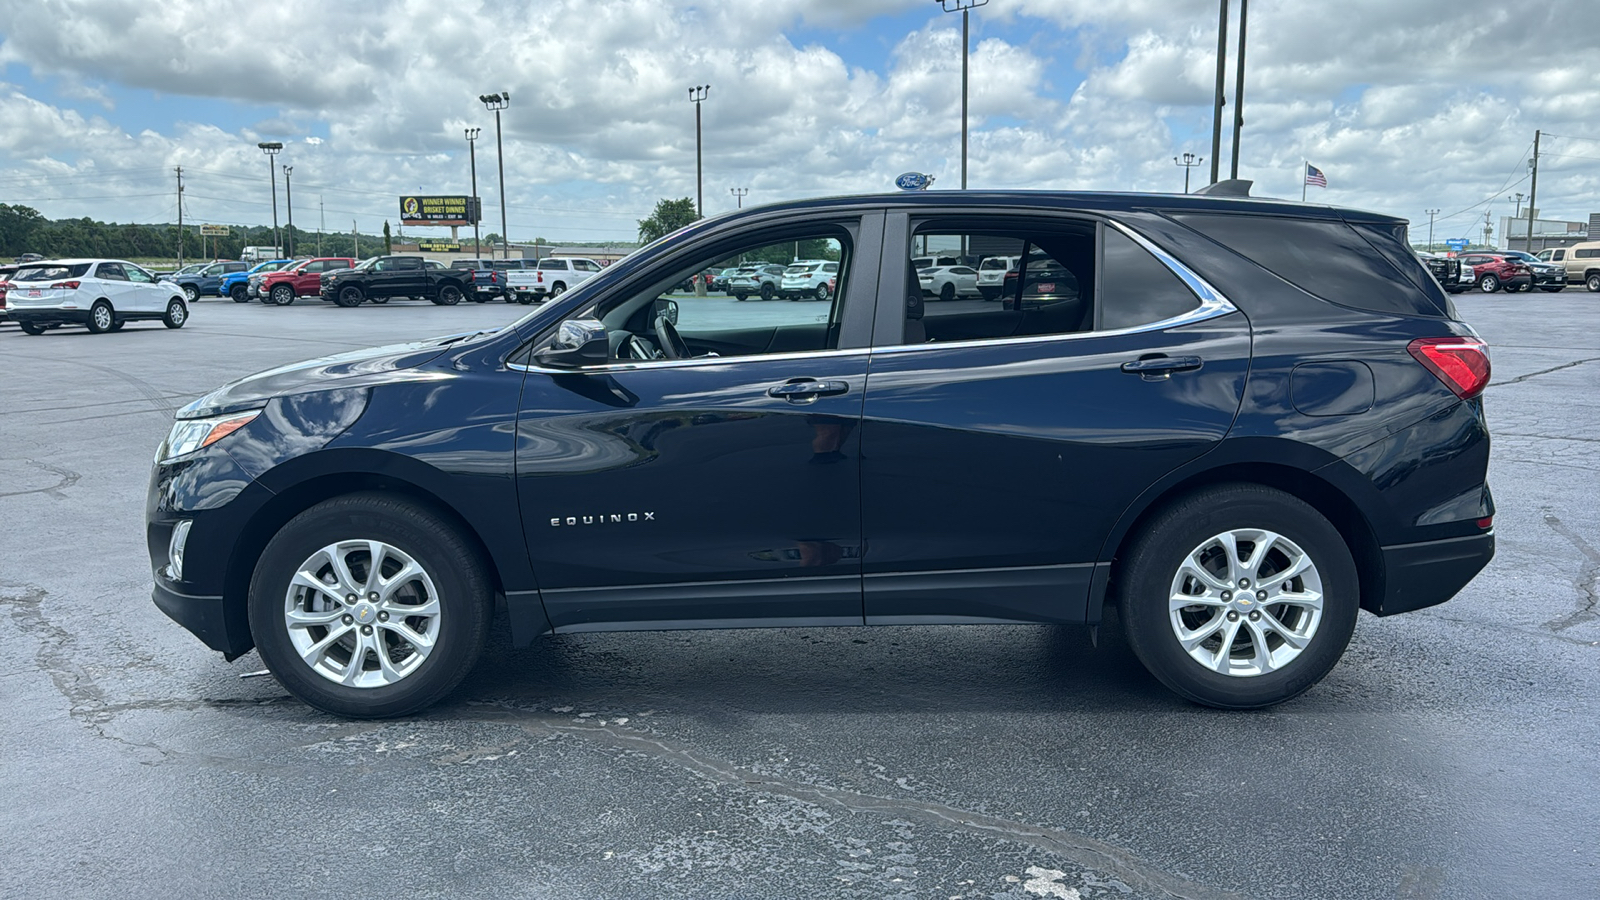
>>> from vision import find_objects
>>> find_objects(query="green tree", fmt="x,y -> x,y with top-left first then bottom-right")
383,220 -> 393,254
637,197 -> 699,244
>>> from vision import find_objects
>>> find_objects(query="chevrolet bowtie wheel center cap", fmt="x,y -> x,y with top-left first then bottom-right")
352,602 -> 378,625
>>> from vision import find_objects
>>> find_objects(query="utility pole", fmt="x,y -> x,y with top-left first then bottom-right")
1425,209 -> 1439,251
318,196 -> 324,256
1174,153 -> 1203,193
1483,209 -> 1494,249
353,220 -> 359,258
688,85 -> 710,216
1209,0 -> 1229,185
479,91 -> 510,260
175,166 -> 184,268
730,187 -> 748,208
1229,0 -> 1248,180
466,127 -> 482,258
1526,129 -> 1541,254
936,0 -> 988,189
283,165 -> 294,257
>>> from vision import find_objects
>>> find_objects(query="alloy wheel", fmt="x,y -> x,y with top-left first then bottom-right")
283,539 -> 443,688
1167,528 -> 1324,677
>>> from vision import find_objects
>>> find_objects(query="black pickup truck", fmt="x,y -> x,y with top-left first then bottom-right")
320,256 -> 472,307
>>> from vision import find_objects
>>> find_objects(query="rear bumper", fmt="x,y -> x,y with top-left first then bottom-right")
9,308 -> 91,326
1373,531 -> 1494,616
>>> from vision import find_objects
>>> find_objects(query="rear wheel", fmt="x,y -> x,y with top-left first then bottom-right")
550,282 -> 567,298
1478,274 -> 1500,293
271,285 -> 296,306
1540,286 -> 1564,293
182,284 -> 200,303
19,322 -> 47,335
230,284 -> 248,303
247,493 -> 494,718
163,298 -> 188,329
87,300 -> 114,334
939,282 -> 956,302
735,292 -> 748,301
108,318 -> 126,332
1118,484 -> 1358,709
1587,273 -> 1600,292
759,282 -> 775,301
814,283 -> 831,302
435,284 -> 463,306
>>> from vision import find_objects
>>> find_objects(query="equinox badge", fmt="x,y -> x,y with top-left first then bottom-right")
551,512 -> 655,527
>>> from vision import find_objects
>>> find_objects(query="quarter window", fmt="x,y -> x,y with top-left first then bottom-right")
97,263 -> 128,281
1576,248 -> 1600,259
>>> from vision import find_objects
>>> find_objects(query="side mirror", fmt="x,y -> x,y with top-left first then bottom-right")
653,298 -> 679,326
535,318 -> 609,368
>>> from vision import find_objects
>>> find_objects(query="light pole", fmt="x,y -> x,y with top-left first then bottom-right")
1425,208 -> 1440,251
479,92 -> 510,259
1174,152 -> 1203,193
1229,0 -> 1249,180
1209,0 -> 1228,185
730,187 -> 748,209
257,141 -> 283,253
936,0 -> 988,189
465,127 -> 482,258
283,165 -> 294,257
688,85 -> 710,216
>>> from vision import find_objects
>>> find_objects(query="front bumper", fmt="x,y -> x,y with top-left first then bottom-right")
1532,270 -> 1564,286
1373,531 -> 1494,616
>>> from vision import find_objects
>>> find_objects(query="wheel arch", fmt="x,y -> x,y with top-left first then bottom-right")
1091,455 -> 1386,623
223,466 -> 516,650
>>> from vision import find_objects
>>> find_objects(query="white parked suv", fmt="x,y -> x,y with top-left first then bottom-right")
976,255 -> 1018,300
779,260 -> 839,301
918,264 -> 983,301
7,258 -> 189,335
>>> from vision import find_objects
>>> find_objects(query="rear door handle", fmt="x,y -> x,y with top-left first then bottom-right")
767,379 -> 850,402
1121,355 -> 1203,377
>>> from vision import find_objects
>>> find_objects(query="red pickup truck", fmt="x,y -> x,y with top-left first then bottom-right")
258,257 -> 357,306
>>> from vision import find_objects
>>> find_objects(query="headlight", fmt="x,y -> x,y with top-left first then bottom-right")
156,409 -> 262,464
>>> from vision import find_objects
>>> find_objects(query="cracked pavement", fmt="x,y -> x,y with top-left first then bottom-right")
2,294 -> 1597,899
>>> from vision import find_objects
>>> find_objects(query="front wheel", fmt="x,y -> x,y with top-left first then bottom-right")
759,282 -> 775,301
335,285 -> 365,308
163,298 -> 188,329
247,493 -> 494,718
1118,484 -> 1358,709
1478,274 -> 1500,293
814,283 -> 831,302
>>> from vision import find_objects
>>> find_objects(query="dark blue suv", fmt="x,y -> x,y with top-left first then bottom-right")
147,191 -> 1494,717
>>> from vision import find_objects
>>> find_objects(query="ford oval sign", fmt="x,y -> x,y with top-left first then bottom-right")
895,172 -> 934,191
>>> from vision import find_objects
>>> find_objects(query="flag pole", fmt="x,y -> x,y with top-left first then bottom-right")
1302,160 -> 1307,202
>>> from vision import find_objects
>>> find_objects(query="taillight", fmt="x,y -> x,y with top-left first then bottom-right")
1408,336 -> 1491,399
51,281 -> 80,290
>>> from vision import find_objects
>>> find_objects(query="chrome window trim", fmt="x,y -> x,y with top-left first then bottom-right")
509,346 -> 871,375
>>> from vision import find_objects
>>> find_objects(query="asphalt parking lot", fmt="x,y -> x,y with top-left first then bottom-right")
2,293 -> 1597,900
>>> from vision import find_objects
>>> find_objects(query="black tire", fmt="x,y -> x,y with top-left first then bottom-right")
163,298 -> 188,329
980,288 -> 999,301
814,283 -> 830,302
1587,273 -> 1600,292
939,282 -> 956,302
335,285 -> 365,308
182,284 -> 200,303
550,282 -> 567,298
759,282 -> 775,301
271,285 -> 296,306
1118,483 -> 1359,710
1478,274 -> 1500,293
19,322 -> 47,335
1540,286 -> 1564,293
734,293 -> 747,301
87,300 -> 114,334
108,318 -> 125,332
230,284 -> 249,303
370,296 -> 390,304
436,284 -> 463,306
247,493 -> 494,718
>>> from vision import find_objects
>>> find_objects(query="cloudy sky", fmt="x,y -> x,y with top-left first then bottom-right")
1,0 -> 1597,245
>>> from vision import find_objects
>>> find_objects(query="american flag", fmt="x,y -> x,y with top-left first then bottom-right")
1305,163 -> 1328,188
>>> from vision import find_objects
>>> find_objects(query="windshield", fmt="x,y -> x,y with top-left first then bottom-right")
1505,251 -> 1537,262
250,261 -> 290,273
14,263 -> 91,282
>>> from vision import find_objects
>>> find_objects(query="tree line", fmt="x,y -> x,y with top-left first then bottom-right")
0,203 -> 385,262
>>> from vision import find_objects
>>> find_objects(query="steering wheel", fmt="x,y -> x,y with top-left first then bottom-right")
654,315 -> 690,359
626,334 -> 659,361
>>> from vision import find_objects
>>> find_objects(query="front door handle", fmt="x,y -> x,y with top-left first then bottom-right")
1120,355 -> 1203,378
767,379 -> 850,402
